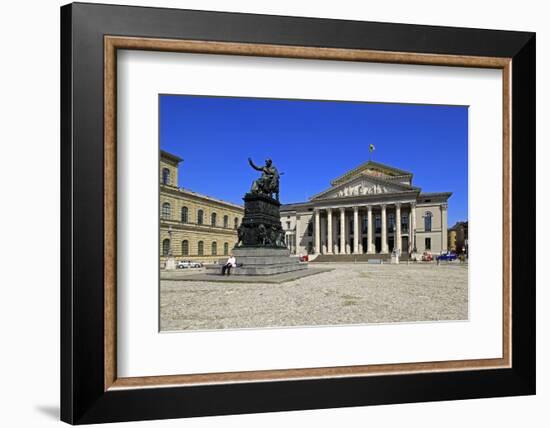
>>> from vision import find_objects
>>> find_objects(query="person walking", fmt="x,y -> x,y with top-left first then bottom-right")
221,254 -> 236,276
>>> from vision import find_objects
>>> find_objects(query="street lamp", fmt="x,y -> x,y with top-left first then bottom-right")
167,225 -> 173,257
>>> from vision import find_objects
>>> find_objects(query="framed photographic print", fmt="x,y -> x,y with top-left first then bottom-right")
61,2 -> 535,424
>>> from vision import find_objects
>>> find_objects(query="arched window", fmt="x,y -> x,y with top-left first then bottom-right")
234,217 -> 239,229
161,202 -> 171,219
197,209 -> 204,225
224,242 -> 229,255
424,211 -> 433,232
197,241 -> 204,256
181,240 -> 189,256
162,238 -> 170,256
223,215 -> 229,228
161,168 -> 170,185
181,206 -> 188,223
211,241 -> 217,256
211,212 -> 217,227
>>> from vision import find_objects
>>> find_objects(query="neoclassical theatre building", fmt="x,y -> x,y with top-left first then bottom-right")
280,161 -> 451,258
160,151 -> 244,265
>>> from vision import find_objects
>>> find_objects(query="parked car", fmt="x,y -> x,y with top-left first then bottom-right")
421,251 -> 433,262
177,260 -> 203,269
436,251 -> 458,262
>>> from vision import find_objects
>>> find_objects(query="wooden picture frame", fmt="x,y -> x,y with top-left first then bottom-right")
61,2 -> 535,424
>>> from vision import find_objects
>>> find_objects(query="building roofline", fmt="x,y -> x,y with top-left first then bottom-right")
161,185 -> 244,210
160,150 -> 183,163
280,201 -> 312,211
418,192 -> 453,199
450,220 -> 468,229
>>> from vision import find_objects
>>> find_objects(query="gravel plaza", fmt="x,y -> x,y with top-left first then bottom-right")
160,262 -> 468,331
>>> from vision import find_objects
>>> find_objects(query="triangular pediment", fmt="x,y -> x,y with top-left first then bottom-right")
331,161 -> 413,187
311,175 -> 416,201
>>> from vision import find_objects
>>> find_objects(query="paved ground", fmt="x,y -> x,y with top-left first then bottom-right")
162,267 -> 333,283
160,262 -> 468,331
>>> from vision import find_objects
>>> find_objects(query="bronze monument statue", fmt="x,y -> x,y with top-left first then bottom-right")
248,157 -> 280,201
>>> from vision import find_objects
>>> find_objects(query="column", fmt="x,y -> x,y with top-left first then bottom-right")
296,216 -> 301,255
395,203 -> 401,253
314,209 -> 321,254
441,203 -> 448,252
339,208 -> 346,254
326,208 -> 333,254
333,212 -> 339,254
411,202 -> 417,252
321,216 -> 327,254
408,210 -> 412,253
367,205 -> 374,253
346,215 -> 351,254
353,206 -> 359,254
381,204 -> 388,254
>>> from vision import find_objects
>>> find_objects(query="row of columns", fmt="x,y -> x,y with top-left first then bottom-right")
314,203 -> 417,255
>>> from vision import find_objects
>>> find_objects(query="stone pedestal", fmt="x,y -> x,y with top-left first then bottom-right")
165,257 -> 176,270
230,247 -> 306,275
237,193 -> 286,247
220,192 -> 307,276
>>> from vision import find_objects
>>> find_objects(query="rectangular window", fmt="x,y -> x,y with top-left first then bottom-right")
401,214 -> 408,232
362,216 -> 368,233
388,214 -> 395,231
307,221 -> 313,237
425,237 -> 431,250
286,221 -> 291,230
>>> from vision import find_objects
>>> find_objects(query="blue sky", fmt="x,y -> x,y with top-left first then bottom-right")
160,95 -> 468,226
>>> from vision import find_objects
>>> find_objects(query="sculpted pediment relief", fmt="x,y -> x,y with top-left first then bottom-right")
314,177 -> 408,200
335,182 -> 390,197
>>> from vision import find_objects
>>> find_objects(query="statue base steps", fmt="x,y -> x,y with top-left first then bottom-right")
207,247 -> 307,276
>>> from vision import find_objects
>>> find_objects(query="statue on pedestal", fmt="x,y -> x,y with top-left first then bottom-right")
206,156 -> 307,276
235,157 -> 285,248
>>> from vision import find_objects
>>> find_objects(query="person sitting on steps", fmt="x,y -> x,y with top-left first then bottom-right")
221,254 -> 236,276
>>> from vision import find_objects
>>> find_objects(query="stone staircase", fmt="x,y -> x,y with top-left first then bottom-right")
311,253 -> 409,263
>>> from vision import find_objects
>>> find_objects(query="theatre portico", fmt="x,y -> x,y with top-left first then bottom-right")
281,160 -> 451,257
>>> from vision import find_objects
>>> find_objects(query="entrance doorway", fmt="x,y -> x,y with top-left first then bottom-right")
388,237 -> 395,252
362,237 -> 369,253
402,236 -> 409,253
375,237 -> 382,253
